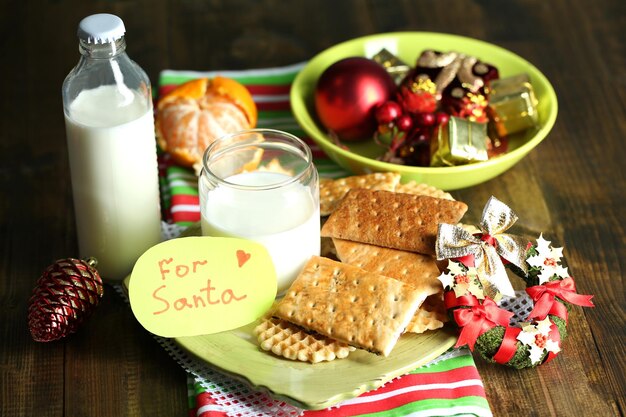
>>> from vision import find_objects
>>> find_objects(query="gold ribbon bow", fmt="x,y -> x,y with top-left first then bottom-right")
436,196 -> 528,298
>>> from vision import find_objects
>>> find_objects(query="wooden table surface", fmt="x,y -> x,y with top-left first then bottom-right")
1,0 -> 624,416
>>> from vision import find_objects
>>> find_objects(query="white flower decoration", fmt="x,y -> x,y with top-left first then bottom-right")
437,260 -> 484,299
447,260 -> 466,276
438,260 -> 465,289
517,317 -> 561,365
438,271 -> 455,290
527,234 -> 570,284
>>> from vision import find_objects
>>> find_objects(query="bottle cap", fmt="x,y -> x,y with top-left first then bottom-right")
77,13 -> 126,44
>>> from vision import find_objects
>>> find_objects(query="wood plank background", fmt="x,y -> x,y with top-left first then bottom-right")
0,0 -> 624,416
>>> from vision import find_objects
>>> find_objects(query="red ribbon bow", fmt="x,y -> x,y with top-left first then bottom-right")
526,277 -> 594,322
444,291 -> 479,310
453,298 -> 514,350
480,233 -> 498,248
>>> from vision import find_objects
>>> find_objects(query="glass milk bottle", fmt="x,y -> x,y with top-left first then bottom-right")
62,14 -> 161,282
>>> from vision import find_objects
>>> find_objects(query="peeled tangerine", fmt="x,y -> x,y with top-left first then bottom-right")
156,76 -> 258,170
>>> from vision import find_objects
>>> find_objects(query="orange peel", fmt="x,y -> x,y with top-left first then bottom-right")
156,77 -> 257,168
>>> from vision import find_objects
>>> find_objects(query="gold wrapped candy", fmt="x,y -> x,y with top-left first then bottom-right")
372,48 -> 411,84
430,116 -> 488,167
487,73 -> 539,137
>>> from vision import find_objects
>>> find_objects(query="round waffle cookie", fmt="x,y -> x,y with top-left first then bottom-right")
254,316 -> 355,363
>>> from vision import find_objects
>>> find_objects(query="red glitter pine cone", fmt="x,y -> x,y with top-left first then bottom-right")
27,258 -> 104,342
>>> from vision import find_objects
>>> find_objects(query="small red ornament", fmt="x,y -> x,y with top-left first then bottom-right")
415,112 -> 436,127
375,101 -> 402,124
315,57 -> 396,141
396,114 -> 414,132
436,112 -> 450,126
28,258 -> 104,342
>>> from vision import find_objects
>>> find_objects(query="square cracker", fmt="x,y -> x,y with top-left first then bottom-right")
394,180 -> 454,201
332,238 -> 442,298
320,189 -> 468,255
274,256 -> 424,356
319,172 -> 401,216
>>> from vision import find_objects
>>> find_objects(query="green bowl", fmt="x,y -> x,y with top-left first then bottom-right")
290,32 -> 558,190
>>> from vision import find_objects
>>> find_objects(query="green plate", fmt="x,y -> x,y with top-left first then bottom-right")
149,224 -> 457,410
176,322 -> 457,410
290,32 -> 558,190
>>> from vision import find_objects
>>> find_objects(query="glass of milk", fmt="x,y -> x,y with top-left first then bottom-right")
199,129 -> 320,295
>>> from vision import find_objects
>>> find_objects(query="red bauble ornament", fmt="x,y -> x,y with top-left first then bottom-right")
375,101 -> 403,124
28,258 -> 104,342
415,112 -> 436,127
315,57 -> 396,141
436,112 -> 450,126
396,114 -> 414,132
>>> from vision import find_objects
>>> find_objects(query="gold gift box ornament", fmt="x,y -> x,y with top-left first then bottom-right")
487,73 -> 539,138
430,116 -> 489,167
372,48 -> 411,84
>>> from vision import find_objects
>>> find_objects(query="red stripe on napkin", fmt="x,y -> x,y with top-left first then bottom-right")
157,84 -> 290,110
245,84 -> 291,95
158,83 -> 291,99
169,194 -> 201,224
377,366 -> 482,387
255,101 -> 291,111
158,84 -> 178,97
171,210 -> 201,224
195,392 -> 230,417
172,194 -> 201,206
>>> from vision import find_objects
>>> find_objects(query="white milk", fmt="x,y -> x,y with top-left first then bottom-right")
65,85 -> 161,281
200,171 -> 320,294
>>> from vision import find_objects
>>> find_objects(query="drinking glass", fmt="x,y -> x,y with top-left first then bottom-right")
198,129 -> 320,295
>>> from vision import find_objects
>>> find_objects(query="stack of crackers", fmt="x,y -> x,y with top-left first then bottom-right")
254,173 -> 468,363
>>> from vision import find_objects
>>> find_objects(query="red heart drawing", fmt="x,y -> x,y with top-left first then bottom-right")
236,250 -> 251,268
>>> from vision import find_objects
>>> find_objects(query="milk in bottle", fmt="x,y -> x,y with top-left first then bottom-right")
62,14 -> 161,281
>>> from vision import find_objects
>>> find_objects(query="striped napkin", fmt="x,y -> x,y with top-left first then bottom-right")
187,348 -> 492,417
157,65 -> 492,417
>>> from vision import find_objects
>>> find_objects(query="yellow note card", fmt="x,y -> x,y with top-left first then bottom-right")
129,236 -> 277,337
